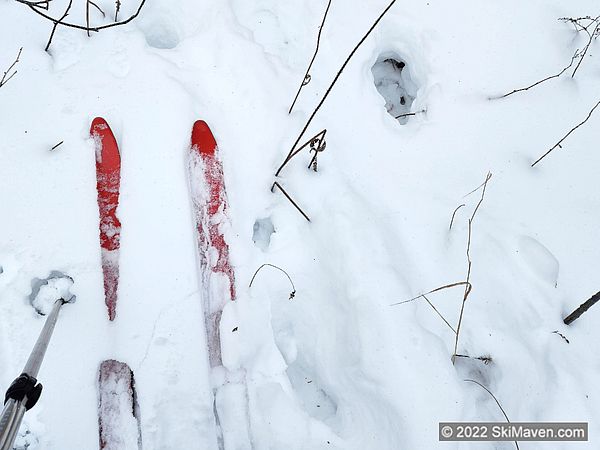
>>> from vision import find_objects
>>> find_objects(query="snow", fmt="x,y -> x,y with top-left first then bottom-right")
1,0 -> 600,449
29,272 -> 75,315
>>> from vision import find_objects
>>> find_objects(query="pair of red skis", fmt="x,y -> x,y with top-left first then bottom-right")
92,118 -> 235,449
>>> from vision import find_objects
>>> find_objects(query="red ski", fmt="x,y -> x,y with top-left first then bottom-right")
188,120 -> 235,368
98,360 -> 142,450
92,117 -> 121,321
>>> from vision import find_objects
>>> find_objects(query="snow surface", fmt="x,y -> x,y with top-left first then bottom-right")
1,0 -> 600,449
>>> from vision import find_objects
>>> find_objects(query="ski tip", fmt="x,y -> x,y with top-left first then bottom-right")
191,120 -> 217,156
91,117 -> 111,135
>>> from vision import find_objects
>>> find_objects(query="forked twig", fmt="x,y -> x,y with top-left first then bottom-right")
464,379 -> 520,450
531,98 -> 600,167
452,172 -> 492,362
492,50 -> 580,99
275,0 -> 397,177
249,263 -> 296,299
15,0 -> 147,33
45,0 -> 72,51
390,281 -> 472,306
0,48 -> 23,88
289,0 -> 332,114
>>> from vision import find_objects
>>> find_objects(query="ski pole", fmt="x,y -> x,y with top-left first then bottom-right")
0,298 -> 66,450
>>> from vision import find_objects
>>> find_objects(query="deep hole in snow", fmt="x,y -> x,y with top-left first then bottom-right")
371,55 -> 418,124
253,217 -> 275,251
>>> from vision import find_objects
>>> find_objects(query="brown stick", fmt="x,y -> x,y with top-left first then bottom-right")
531,98 -> 600,167
0,47 -> 23,88
275,0 -> 397,177
289,0 -> 332,114
271,182 -> 311,222
423,294 -> 456,334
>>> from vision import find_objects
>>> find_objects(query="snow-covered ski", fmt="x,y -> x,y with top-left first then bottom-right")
98,360 -> 142,450
188,120 -> 236,368
92,117 -> 121,321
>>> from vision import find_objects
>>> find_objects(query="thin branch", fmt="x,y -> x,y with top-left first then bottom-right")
464,379 -> 519,450
0,47 -> 23,88
453,172 -> 492,362
571,19 -> 600,78
275,0 -> 397,177
423,294 -> 456,334
15,0 -> 147,33
531,98 -> 600,167
50,140 -> 64,151
552,330 -> 570,343
493,49 -> 580,99
45,0 -> 72,51
454,354 -> 492,365
394,109 -> 426,119
289,0 -> 332,114
390,281 -> 472,306
89,1 -> 106,18
114,0 -> 121,22
563,290 -> 600,325
271,182 -> 311,222
249,263 -> 296,299
449,204 -> 465,230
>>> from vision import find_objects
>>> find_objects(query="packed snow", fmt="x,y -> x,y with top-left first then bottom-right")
1,0 -> 600,449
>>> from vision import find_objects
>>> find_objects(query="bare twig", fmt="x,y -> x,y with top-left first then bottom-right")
271,182 -> 311,222
452,172 -> 492,362
394,109 -> 426,119
275,0 -> 397,177
449,204 -> 465,230
570,17 -> 600,78
493,50 -> 580,99
45,0 -> 72,51
17,0 -> 50,9
15,0 -> 147,33
531,98 -> 600,167
114,0 -> 121,22
289,0 -> 332,114
423,294 -> 456,334
249,263 -> 296,299
454,354 -> 493,365
552,330 -> 570,343
563,290 -> 600,325
464,379 -> 519,450
50,140 -> 64,151
89,1 -> 106,17
0,48 -> 23,88
390,281 -> 472,306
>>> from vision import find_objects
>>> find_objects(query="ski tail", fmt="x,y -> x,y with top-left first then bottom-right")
98,360 -> 142,450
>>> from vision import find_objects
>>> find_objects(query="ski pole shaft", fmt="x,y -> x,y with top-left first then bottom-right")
0,299 -> 65,450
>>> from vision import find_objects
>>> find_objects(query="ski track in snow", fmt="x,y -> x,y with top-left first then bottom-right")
1,0 -> 600,449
